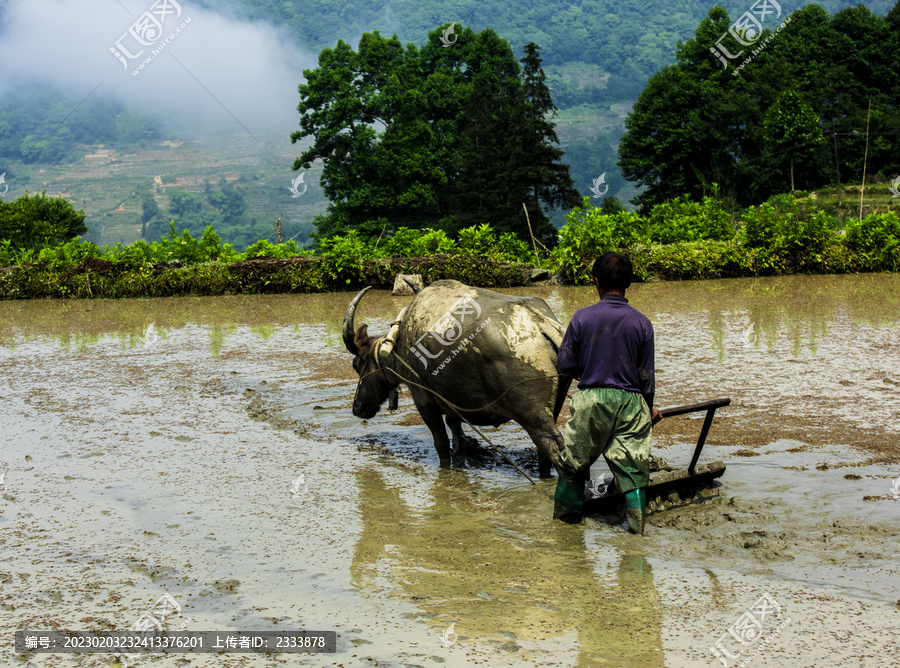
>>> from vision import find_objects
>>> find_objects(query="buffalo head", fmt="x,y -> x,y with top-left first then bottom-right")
343,286 -> 398,419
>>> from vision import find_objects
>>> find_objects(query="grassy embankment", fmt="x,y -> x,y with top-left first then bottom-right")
1,187 -> 898,299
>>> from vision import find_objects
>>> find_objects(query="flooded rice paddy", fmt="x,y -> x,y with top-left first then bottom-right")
1,273 -> 899,667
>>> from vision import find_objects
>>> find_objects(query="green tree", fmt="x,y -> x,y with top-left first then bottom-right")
291,32 -> 444,238
763,91 -> 824,192
889,0 -> 900,31
206,178 -> 247,223
292,26 -> 578,246
139,192 -> 166,239
516,42 -> 580,240
448,29 -> 541,239
20,135 -> 50,163
619,4 -> 900,207
0,191 -> 88,251
168,190 -> 204,219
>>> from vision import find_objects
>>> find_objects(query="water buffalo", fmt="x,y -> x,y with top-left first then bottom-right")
342,279 -> 572,477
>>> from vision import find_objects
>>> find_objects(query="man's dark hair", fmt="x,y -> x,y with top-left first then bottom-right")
592,252 -> 633,291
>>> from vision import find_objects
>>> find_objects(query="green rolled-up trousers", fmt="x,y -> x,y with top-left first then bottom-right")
554,387 -> 651,523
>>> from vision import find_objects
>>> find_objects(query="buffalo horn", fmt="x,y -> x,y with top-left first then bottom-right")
402,277 -> 421,293
342,286 -> 373,354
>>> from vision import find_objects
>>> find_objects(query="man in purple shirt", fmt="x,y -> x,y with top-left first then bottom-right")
554,252 -> 662,533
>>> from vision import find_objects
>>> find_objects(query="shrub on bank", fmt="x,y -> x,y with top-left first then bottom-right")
844,212 -> 900,272
554,195 -> 898,284
1,196 -> 898,298
645,191 -> 735,245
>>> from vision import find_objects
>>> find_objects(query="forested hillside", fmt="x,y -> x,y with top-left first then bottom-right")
0,83 -> 162,165
224,0 -> 894,86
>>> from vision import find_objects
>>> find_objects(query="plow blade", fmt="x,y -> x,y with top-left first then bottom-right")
584,460 -> 726,515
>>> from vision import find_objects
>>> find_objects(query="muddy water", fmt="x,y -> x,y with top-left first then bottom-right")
1,274 -> 898,667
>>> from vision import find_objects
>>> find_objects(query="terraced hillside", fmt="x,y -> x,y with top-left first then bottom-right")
3,132 -> 327,248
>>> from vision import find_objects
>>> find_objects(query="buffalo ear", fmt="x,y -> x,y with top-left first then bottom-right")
354,324 -> 370,354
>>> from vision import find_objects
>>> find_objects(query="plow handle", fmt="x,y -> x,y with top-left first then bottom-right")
658,397 -> 731,474
659,397 -> 731,419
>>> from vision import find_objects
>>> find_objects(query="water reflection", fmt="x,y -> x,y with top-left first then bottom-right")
349,465 -> 665,665
209,323 -> 237,356
0,275 -> 896,359
553,274 -> 898,359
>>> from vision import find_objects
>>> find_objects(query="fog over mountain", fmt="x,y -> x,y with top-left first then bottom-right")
0,0 -> 318,137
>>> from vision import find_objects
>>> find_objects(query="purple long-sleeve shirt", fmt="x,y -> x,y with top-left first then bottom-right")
557,294 -> 655,408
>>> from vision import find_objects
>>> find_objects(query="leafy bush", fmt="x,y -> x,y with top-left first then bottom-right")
199,226 -> 238,262
457,224 -> 495,256
0,240 -> 13,266
244,240 -> 283,259
381,227 -> 456,256
382,227 -> 423,256
844,212 -> 900,271
240,238 -> 309,261
639,240 -> 779,280
773,206 -> 835,267
455,224 -> 533,262
37,238 -> 102,270
646,193 -> 734,244
492,231 -> 532,262
739,202 -> 781,248
740,196 -> 836,266
416,228 -> 456,255
553,197 -> 648,283
0,191 -> 88,252
0,239 -> 39,266
320,230 -> 374,284
154,221 -> 206,265
2,197 -> 896,299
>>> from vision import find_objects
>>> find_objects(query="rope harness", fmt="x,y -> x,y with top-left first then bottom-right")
352,335 -> 569,485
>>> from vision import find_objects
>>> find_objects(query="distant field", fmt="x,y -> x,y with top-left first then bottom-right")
556,103 -> 627,145
3,132 -> 327,247
809,182 -> 900,213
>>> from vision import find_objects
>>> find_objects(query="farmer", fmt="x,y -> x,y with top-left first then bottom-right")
554,252 -> 662,533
